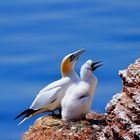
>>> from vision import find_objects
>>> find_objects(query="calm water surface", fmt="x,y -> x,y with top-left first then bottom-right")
0,0 -> 140,139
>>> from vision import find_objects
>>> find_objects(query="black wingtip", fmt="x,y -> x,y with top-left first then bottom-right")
15,109 -> 35,120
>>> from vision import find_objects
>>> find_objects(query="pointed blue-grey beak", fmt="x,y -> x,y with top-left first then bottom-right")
69,48 -> 85,62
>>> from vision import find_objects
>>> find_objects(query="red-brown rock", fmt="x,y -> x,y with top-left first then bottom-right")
23,59 -> 140,140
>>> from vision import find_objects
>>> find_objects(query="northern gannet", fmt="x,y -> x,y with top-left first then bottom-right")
15,49 -> 85,125
61,59 -> 102,121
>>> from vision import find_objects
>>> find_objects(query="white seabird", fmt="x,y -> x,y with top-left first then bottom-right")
15,49 -> 85,125
61,59 -> 102,121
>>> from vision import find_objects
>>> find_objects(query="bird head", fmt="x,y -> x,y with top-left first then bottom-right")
61,48 -> 85,77
80,59 -> 103,77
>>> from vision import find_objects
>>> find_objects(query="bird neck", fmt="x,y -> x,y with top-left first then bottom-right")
61,59 -> 74,77
80,70 -> 93,82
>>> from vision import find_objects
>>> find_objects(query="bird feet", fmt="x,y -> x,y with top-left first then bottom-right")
51,109 -> 62,118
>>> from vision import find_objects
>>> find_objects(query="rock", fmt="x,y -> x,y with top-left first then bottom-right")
23,59 -> 140,140
22,113 -> 108,140
106,58 -> 140,140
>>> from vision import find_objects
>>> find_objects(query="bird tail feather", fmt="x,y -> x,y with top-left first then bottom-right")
18,117 -> 29,125
15,109 -> 39,125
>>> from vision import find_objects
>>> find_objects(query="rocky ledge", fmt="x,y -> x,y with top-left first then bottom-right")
23,59 -> 140,140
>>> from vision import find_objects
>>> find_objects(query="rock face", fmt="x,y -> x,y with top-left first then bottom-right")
106,59 -> 140,140
23,59 -> 140,140
23,113 -> 107,140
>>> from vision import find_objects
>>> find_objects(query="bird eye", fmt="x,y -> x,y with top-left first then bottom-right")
69,55 -> 73,59
87,67 -> 91,70
69,54 -> 75,62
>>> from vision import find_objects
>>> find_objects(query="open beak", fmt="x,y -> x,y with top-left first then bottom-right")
70,48 -> 85,61
91,61 -> 103,71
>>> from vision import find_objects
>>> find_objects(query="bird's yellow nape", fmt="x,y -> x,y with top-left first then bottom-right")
61,56 -> 72,77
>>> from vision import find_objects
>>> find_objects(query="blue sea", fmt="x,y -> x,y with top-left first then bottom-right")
0,0 -> 140,139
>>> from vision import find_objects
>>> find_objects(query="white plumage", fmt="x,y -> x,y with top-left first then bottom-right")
15,49 -> 85,125
30,76 -> 77,111
62,59 -> 102,121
